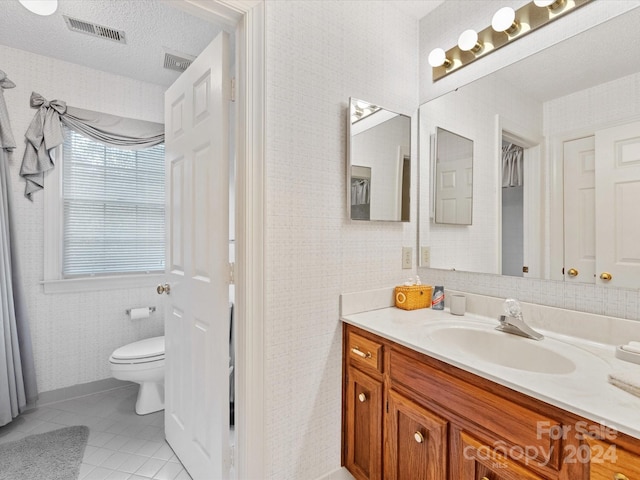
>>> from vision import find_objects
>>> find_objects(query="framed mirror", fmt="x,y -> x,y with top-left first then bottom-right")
434,127 -> 473,225
418,8 -> 640,288
348,98 -> 410,222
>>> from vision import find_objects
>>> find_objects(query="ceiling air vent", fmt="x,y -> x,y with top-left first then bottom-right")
163,50 -> 195,73
63,15 -> 126,44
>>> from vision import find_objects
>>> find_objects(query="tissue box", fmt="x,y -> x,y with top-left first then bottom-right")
394,285 -> 433,310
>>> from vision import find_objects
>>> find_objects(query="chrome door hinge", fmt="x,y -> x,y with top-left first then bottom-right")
229,262 -> 235,285
230,77 -> 236,102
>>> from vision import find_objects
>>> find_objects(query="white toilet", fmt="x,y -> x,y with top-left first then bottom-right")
109,336 -> 165,415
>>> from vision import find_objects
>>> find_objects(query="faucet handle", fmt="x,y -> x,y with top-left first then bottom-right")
503,298 -> 522,317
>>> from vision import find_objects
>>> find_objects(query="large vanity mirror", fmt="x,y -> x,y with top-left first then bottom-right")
418,7 -> 640,289
348,98 -> 410,222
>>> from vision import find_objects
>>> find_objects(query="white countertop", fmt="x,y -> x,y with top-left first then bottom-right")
341,306 -> 640,440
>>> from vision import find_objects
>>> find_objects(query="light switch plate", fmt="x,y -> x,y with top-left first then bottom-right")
421,246 -> 430,267
402,247 -> 412,269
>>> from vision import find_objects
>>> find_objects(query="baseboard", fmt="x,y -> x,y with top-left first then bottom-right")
315,467 -> 355,480
37,378 -> 133,406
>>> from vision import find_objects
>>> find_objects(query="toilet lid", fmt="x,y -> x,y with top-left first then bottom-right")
111,336 -> 165,361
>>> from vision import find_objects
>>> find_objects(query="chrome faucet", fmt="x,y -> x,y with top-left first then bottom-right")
496,299 -> 544,341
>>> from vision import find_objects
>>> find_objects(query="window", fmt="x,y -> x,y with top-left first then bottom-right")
44,128 -> 165,292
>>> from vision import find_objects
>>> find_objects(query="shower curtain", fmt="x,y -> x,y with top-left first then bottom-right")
0,70 -> 38,427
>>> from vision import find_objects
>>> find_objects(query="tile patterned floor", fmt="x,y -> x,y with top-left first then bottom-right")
0,385 -> 192,480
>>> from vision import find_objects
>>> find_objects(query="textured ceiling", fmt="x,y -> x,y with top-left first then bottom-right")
0,0 -> 229,87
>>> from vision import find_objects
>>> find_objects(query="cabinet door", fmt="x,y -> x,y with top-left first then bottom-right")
585,436 -> 640,480
456,430 -> 544,480
385,389 -> 447,480
345,367 -> 383,480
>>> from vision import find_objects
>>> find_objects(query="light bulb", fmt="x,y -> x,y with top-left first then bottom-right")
492,7 -> 518,34
458,29 -> 481,53
428,48 -> 451,68
18,0 -> 58,16
534,0 -> 565,8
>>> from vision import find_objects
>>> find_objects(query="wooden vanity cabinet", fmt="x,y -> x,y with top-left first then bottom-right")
343,323 -> 640,480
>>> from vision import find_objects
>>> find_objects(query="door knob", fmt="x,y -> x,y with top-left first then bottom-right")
358,393 -> 367,403
414,431 -> 424,444
156,283 -> 171,295
567,268 -> 579,277
613,474 -> 629,480
600,272 -> 612,281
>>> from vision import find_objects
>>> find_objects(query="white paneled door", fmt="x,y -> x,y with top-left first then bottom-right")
595,122 -> 640,288
163,32 -> 231,479
563,136 -> 596,284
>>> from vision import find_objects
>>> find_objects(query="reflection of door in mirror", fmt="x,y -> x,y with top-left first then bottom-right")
563,137 -> 596,285
501,141 -> 524,277
434,127 -> 473,225
563,122 -> 640,289
498,122 -> 543,279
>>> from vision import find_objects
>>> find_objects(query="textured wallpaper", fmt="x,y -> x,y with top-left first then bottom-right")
264,1 -> 418,477
1,45 -> 165,393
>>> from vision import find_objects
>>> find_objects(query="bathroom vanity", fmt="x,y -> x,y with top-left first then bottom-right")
341,304 -> 640,480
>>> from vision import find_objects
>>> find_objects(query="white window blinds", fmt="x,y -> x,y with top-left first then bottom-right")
62,128 -> 165,277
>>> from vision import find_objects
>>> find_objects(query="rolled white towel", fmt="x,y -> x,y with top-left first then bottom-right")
609,371 -> 640,398
621,344 -> 640,355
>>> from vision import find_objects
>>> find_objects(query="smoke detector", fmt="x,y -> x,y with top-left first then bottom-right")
163,49 -> 195,73
63,15 -> 126,44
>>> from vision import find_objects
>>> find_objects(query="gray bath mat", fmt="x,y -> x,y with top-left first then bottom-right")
0,425 -> 89,480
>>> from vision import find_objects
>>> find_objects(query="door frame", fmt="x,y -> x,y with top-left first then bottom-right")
168,1 -> 265,478
494,114 -> 543,278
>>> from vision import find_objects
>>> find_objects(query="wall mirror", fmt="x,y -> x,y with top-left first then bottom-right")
418,7 -> 640,289
434,127 -> 473,225
348,98 -> 410,222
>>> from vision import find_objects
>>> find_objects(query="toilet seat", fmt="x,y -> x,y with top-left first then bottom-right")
110,336 -> 165,365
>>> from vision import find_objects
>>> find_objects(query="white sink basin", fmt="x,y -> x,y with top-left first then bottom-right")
425,324 -> 600,375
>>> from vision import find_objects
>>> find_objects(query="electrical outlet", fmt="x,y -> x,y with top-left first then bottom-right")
402,247 -> 412,269
421,246 -> 430,267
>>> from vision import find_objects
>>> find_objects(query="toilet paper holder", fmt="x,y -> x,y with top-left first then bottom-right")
125,306 -> 156,315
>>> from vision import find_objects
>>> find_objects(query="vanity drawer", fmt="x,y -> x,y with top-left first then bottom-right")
389,349 -> 562,469
348,330 -> 383,374
585,436 -> 640,480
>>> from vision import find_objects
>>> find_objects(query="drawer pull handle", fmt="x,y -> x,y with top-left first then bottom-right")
481,477 -> 490,480
351,347 -> 372,359
414,431 -> 424,443
358,393 -> 367,403
614,474 -> 629,480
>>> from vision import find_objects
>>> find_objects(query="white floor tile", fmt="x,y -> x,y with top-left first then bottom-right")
84,466 -> 116,480
135,457 -> 166,478
105,471 -> 132,480
153,461 -> 184,480
118,454 -> 149,474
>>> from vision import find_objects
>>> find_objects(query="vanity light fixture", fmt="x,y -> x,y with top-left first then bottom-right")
18,0 -> 58,16
430,0 -> 591,81
458,29 -> 483,54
